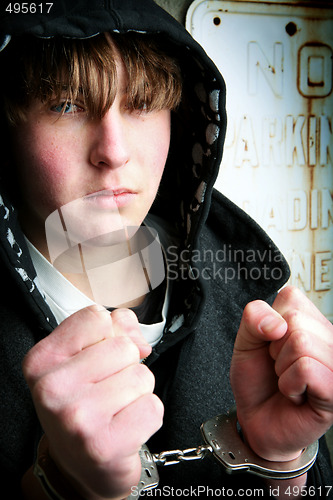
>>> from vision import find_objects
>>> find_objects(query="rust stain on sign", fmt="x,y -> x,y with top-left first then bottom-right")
187,0 -> 333,319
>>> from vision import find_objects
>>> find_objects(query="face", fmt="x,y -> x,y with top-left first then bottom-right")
10,57 -> 171,258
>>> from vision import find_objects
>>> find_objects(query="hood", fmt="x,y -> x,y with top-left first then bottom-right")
0,0 -> 227,329
0,0 -> 226,236
0,1 -> 289,346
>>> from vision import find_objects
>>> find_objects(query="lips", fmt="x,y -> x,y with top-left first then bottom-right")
84,188 -> 137,208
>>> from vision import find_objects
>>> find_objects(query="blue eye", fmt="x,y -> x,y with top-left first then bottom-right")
51,102 -> 80,114
137,102 -> 148,111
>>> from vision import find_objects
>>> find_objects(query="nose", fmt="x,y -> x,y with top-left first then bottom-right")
89,106 -> 130,170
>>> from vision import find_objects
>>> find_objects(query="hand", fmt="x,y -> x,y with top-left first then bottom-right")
23,306 -> 164,500
230,286 -> 333,462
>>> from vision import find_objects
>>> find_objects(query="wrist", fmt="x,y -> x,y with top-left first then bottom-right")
34,435 -> 129,500
201,407 -> 319,480
34,435 -> 87,500
241,428 -> 305,464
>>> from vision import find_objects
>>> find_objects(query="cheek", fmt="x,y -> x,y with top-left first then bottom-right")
22,146 -> 64,203
34,147 -> 68,186
147,114 -> 171,182
12,126 -> 74,213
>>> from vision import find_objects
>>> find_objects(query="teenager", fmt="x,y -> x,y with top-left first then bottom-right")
0,1 -> 332,499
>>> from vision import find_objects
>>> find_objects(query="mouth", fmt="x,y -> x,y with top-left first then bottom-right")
84,188 -> 137,209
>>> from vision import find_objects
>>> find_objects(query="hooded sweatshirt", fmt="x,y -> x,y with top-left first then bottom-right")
0,1 -> 332,497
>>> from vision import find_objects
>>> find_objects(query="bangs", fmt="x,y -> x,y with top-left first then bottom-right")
116,34 -> 183,113
2,33 -> 182,124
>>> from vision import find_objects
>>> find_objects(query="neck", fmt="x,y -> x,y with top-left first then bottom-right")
26,230 -> 150,309
61,269 -> 145,308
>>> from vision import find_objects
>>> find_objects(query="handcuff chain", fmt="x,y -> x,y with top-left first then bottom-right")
128,406 -> 319,500
152,444 -> 213,466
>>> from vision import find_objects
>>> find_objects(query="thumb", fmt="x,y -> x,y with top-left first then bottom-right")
234,300 -> 288,352
111,308 -> 152,360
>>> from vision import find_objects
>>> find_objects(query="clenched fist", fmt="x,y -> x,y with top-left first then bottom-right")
23,306 -> 164,500
231,286 -> 333,463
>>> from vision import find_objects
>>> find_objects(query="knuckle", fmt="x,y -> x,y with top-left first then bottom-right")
59,401 -> 92,442
242,300 -> 273,335
243,300 -> 264,322
86,305 -> 111,322
22,343 -> 46,383
32,371 -> 65,410
146,393 -> 164,425
69,404 -> 90,436
293,356 -> 312,378
22,351 -> 35,383
288,330 -> 311,356
113,335 -> 140,362
131,364 -> 155,392
112,308 -> 139,327
111,308 -> 140,336
281,285 -> 304,304
284,308 -> 303,330
76,306 -> 112,340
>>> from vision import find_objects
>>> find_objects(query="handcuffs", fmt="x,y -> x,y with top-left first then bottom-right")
128,407 -> 319,498
34,407 -> 319,500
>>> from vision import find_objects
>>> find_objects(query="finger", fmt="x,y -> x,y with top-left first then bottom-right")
234,300 -> 288,353
278,356 -> 333,417
85,393 -> 164,498
111,308 -> 151,359
39,336 -> 141,394
272,317 -> 333,377
23,305 -> 113,380
110,393 -> 164,453
46,304 -> 112,354
48,364 -> 156,434
269,288 -> 333,362
273,286 -> 332,328
96,363 -> 155,417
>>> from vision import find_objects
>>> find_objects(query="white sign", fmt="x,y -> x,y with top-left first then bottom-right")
187,0 -> 333,319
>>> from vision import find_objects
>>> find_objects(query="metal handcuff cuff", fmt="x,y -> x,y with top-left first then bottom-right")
128,406 -> 319,498
34,406 -> 318,499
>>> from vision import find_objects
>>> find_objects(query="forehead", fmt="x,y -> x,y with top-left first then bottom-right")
113,55 -> 128,90
1,32 -> 182,126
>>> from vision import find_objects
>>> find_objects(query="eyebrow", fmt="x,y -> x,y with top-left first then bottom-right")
49,86 -> 85,99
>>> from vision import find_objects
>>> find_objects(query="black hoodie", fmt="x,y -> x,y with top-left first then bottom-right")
0,1 -> 332,498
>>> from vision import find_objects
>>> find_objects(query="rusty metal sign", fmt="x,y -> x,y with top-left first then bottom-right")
186,0 -> 333,320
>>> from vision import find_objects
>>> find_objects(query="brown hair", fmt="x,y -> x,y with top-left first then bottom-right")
1,32 -> 182,125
